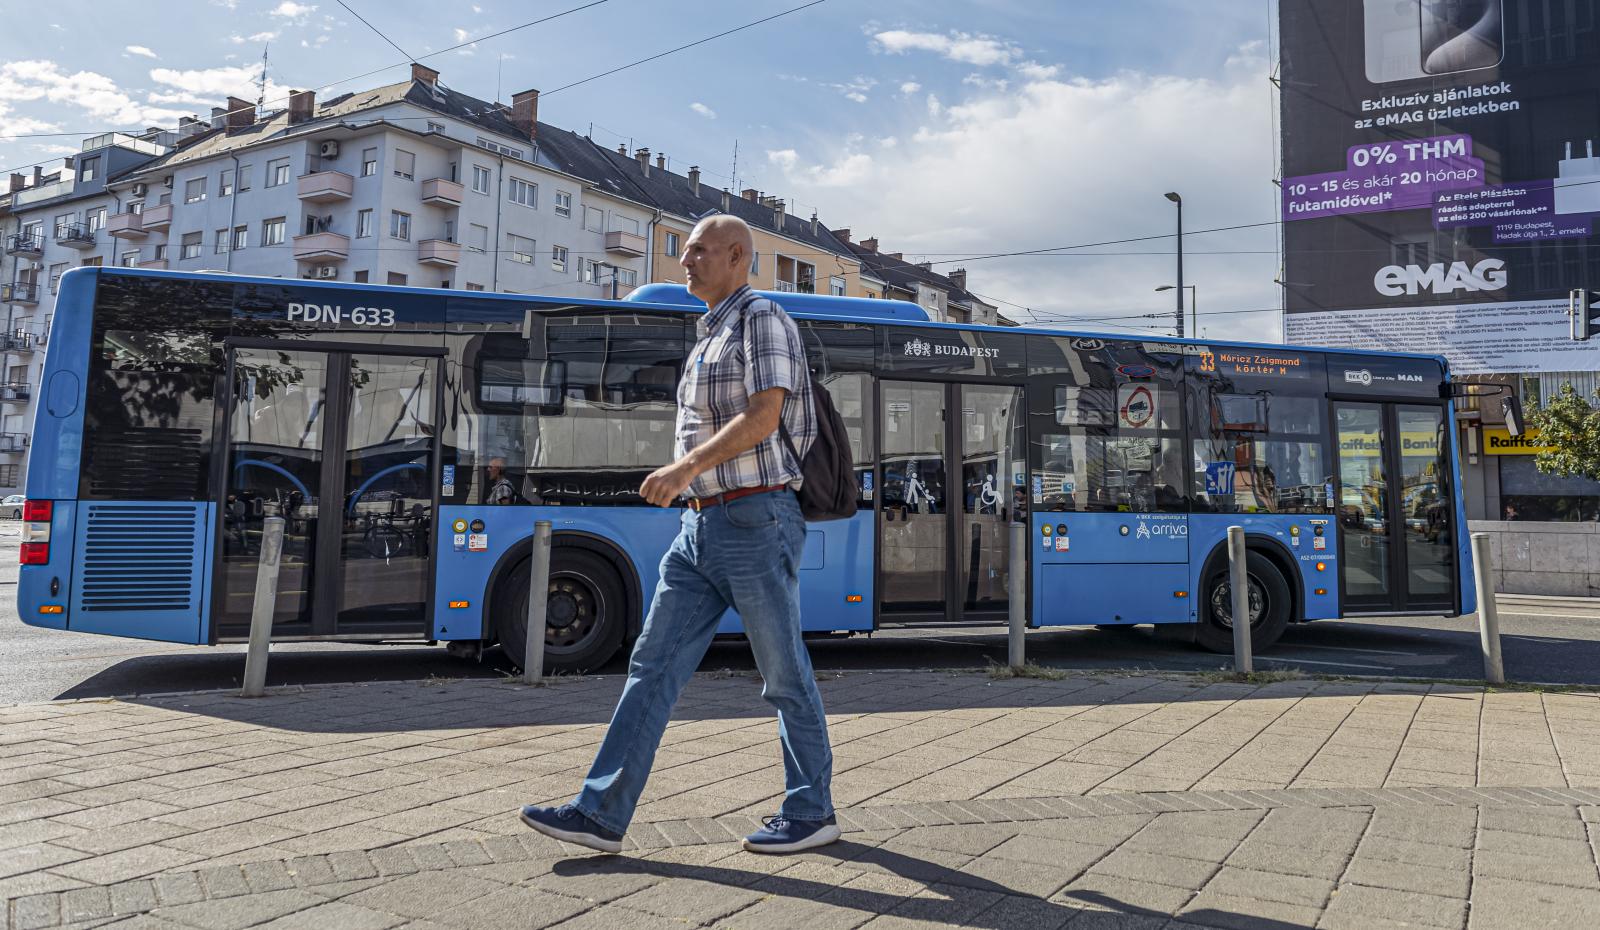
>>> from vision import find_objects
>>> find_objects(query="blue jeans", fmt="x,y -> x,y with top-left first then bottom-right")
573,489 -> 834,834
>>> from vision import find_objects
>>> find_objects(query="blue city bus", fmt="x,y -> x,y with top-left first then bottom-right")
18,269 -> 1474,671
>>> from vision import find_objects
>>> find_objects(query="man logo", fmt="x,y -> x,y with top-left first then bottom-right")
1345,369 -> 1373,386
1070,338 -> 1107,351
1373,258 -> 1507,297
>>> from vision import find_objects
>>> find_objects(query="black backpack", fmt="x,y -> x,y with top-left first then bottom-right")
778,374 -> 858,522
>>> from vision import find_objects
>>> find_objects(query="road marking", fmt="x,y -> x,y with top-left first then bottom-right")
1260,656 -> 1394,671
1294,643 -> 1424,657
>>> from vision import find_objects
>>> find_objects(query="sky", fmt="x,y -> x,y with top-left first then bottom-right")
0,0 -> 1283,340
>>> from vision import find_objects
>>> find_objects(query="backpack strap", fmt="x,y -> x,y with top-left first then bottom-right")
731,292 -> 805,471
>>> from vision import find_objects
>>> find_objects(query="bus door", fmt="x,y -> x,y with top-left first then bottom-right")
1332,401 -> 1454,613
878,381 -> 1025,622
215,343 -> 442,640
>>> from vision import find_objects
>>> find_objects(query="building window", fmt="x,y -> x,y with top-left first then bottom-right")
233,225 -> 248,251
353,270 -> 369,283
506,233 -> 534,264
79,157 -> 98,182
614,215 -> 640,235
465,282 -> 484,291
394,149 -> 415,180
80,256 -> 102,268
752,251 -> 760,274
153,244 -> 167,260
55,213 -> 75,237
0,465 -> 18,487
468,224 -> 489,252
236,164 -> 252,191
471,164 -> 491,194
390,211 -> 411,241
427,121 -> 446,134
356,209 -> 373,238
475,137 -> 523,159
120,251 -> 139,267
387,272 -> 407,286
582,259 -> 601,284
361,148 -> 377,177
830,275 -> 846,296
583,206 -> 604,232
265,157 -> 290,188
126,201 -> 143,216
551,245 -> 568,272
508,177 -> 537,208
214,229 -> 229,254
554,190 -> 572,217
263,217 -> 286,246
86,207 -> 106,233
184,177 -> 206,203
618,267 -> 638,288
665,231 -> 680,257
180,232 -> 202,260
219,170 -> 233,197
48,264 -> 67,292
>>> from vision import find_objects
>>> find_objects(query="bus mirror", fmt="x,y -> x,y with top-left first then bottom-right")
1501,396 -> 1525,437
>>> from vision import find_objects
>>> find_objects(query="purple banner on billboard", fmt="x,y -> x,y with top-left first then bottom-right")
1433,181 -> 1597,241
1282,133 -> 1485,221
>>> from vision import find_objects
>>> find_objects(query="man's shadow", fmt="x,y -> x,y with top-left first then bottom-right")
551,840 -> 1315,929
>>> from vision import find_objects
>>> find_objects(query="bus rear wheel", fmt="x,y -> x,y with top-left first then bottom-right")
1196,551 -> 1290,654
496,548 -> 627,674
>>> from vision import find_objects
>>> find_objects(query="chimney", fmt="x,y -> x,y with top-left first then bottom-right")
915,261 -> 933,271
635,147 -> 650,176
948,268 -> 967,290
810,211 -> 818,236
655,154 -> 666,170
742,188 -> 759,201
860,237 -> 878,253
411,62 -> 440,87
773,199 -> 786,231
288,89 -> 315,125
834,228 -> 851,243
511,88 -> 539,142
209,107 -> 227,130
887,252 -> 903,260
8,174 -> 23,193
225,96 -> 254,132
687,165 -> 700,196
617,143 -> 627,155
722,188 -> 732,212
32,166 -> 43,185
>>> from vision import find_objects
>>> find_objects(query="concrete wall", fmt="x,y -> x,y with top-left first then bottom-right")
1469,520 -> 1600,597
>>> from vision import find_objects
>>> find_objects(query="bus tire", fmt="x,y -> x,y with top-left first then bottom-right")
495,548 -> 626,674
1196,551 -> 1290,654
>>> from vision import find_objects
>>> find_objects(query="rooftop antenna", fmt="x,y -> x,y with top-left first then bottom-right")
730,139 -> 739,192
255,43 -> 270,117
497,54 -> 504,103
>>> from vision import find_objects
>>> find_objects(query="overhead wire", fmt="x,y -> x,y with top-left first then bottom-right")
333,0 -> 417,64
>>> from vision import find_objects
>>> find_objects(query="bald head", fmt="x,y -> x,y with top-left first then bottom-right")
681,214 -> 755,307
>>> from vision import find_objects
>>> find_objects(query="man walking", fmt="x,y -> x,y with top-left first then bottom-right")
520,214 -> 838,855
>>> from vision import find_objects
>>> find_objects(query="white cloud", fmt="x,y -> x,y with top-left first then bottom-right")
0,102 -> 59,138
962,73 -> 1009,92
690,102 -> 717,119
1017,61 -> 1059,80
873,30 -> 1021,67
270,1 -> 317,18
822,75 -> 876,104
230,31 -> 279,44
146,65 -> 284,109
880,136 -> 898,149
768,48 -> 1279,340
845,92 -> 867,104
0,60 -> 189,127
899,81 -> 920,95
125,46 -> 158,59
454,27 -> 471,42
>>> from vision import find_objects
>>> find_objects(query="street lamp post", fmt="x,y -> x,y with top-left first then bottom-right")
1155,284 -> 1196,337
1164,192 -> 1183,338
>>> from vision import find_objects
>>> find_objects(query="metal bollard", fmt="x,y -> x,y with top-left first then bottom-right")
1008,521 -> 1026,669
1471,532 -> 1505,685
522,521 -> 553,686
1226,526 -> 1253,674
240,513 -> 286,698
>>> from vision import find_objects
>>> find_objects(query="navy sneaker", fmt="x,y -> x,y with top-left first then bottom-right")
742,814 -> 841,854
520,804 -> 624,854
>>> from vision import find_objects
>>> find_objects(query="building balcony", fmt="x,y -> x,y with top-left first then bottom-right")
54,223 -> 95,249
0,433 -> 27,454
139,203 -> 173,232
136,258 -> 168,271
0,283 -> 39,306
297,170 -> 354,203
417,238 -> 461,267
292,232 -> 349,263
773,280 -> 796,293
604,230 -> 646,257
106,212 -> 148,239
4,234 -> 43,258
421,178 -> 464,207
0,332 -> 35,353
0,383 -> 31,404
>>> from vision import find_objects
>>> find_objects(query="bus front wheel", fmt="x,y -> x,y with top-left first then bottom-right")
1196,551 -> 1290,654
496,548 -> 627,674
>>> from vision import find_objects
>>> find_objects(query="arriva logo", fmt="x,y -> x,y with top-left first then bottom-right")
1134,521 -> 1187,541
1373,259 -> 1506,297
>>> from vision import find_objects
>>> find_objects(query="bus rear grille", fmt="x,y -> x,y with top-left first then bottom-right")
79,504 -> 202,612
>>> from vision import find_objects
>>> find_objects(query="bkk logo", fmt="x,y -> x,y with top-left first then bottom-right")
1373,259 -> 1507,297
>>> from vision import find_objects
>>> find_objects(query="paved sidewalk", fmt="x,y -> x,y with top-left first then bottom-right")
5,670 -> 1600,929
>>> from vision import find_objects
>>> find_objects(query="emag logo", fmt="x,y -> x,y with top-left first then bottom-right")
1373,258 -> 1507,297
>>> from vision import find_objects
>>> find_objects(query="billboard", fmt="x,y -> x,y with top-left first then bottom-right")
1279,0 -> 1600,374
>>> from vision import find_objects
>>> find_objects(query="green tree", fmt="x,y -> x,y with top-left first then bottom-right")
1529,382 -> 1600,482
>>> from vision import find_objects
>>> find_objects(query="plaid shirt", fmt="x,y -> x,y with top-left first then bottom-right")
676,285 -> 816,498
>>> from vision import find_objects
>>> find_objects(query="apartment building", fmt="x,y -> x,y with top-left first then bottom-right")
839,233 -> 1001,325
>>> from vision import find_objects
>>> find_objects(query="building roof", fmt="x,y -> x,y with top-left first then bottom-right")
846,243 -> 984,307
535,124 -> 857,262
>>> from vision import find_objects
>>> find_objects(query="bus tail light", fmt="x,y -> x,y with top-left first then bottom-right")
20,500 -> 52,565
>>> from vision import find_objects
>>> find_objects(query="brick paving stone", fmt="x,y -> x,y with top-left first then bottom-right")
1178,889 -> 1322,930
1467,876 -> 1600,930
107,880 -> 158,916
59,886 -> 112,923
425,886 -> 590,929
343,873 -> 506,920
53,845 -> 205,885
1055,872 -> 1195,915
1319,884 -> 1466,930
148,889 -> 328,930
1341,856 -> 1471,899
1225,839 -> 1352,881
248,901 -> 405,930
1089,849 -> 1220,891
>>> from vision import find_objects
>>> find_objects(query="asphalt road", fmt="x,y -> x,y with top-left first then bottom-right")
3,525 -> 1598,703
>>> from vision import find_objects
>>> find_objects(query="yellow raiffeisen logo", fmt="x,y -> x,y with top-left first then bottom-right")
1483,428 -> 1557,455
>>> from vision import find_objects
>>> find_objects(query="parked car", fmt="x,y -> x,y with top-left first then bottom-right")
2,495 -> 22,520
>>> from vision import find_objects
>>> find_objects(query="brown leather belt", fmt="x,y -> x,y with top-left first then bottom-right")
684,484 -> 787,512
